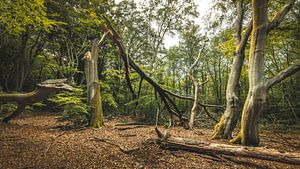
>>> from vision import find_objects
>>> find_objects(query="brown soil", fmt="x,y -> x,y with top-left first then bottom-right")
0,113 -> 299,169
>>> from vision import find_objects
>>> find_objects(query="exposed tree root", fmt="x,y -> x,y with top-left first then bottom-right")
211,115 -> 226,139
230,133 -> 241,144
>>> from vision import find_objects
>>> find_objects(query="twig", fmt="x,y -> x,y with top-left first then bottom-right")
91,137 -> 140,153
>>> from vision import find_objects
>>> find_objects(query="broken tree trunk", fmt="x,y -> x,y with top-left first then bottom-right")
84,38 -> 106,128
155,127 -> 300,165
0,79 -> 73,123
187,47 -> 207,129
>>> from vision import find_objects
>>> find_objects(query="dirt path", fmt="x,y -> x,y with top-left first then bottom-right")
0,114 -> 299,169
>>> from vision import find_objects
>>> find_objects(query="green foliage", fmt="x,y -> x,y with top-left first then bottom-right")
99,81 -> 118,109
218,30 -> 235,59
25,105 -> 33,113
0,103 -> 17,113
48,86 -> 89,126
0,0 -> 56,35
0,0 -> 299,128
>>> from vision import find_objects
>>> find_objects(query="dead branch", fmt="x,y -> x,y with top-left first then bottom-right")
202,106 -> 218,122
115,125 -> 148,131
118,134 -> 137,137
90,137 -> 139,154
114,122 -> 151,126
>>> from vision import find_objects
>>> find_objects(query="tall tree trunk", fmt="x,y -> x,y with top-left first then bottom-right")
231,0 -> 298,146
15,32 -> 29,91
188,44 -> 207,129
84,39 -> 104,128
188,54 -> 201,129
212,0 -> 252,139
238,0 -> 268,146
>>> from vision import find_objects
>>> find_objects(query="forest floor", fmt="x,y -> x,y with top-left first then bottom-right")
0,112 -> 300,169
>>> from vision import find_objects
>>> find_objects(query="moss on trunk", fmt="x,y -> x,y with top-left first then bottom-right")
89,83 -> 104,128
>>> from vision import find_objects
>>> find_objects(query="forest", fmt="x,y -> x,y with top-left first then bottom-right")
0,0 -> 300,168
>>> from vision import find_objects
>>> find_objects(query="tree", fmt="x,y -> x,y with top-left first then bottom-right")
139,0 -> 198,69
212,0 -> 252,139
0,0 -> 57,91
84,37 -> 106,128
231,0 -> 300,146
0,0 -> 55,35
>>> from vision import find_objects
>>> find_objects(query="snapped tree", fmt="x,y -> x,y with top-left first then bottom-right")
84,35 -> 107,128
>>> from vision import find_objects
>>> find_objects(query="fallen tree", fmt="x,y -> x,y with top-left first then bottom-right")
99,16 -> 223,126
0,79 -> 73,123
154,127 -> 300,165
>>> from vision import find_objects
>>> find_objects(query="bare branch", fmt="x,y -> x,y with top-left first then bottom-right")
265,60 -> 300,90
199,79 -> 208,86
267,0 -> 296,32
97,31 -> 109,46
102,16 -> 136,100
234,0 -> 244,43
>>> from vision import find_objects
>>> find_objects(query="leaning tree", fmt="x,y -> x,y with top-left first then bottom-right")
212,0 -> 252,139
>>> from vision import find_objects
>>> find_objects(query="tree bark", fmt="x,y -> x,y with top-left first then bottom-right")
212,0 -> 252,139
231,0 -> 298,146
188,66 -> 200,129
188,46 -> 206,129
15,31 -> 29,91
237,0 -> 269,146
84,39 -> 105,128
89,82 -> 104,128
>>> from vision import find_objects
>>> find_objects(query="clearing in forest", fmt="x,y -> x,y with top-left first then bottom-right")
0,112 -> 299,169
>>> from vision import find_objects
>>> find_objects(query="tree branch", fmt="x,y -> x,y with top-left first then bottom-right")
234,0 -> 244,43
102,16 -> 136,100
237,20 -> 252,54
267,0 -> 296,32
265,60 -> 300,90
155,128 -> 300,165
100,16 -> 187,124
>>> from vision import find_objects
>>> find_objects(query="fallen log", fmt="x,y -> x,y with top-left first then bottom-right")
115,125 -> 148,131
114,122 -> 151,126
154,127 -> 300,165
0,79 -> 73,123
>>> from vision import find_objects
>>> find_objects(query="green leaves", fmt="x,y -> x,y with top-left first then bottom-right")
48,86 -> 89,126
0,0 -> 56,35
